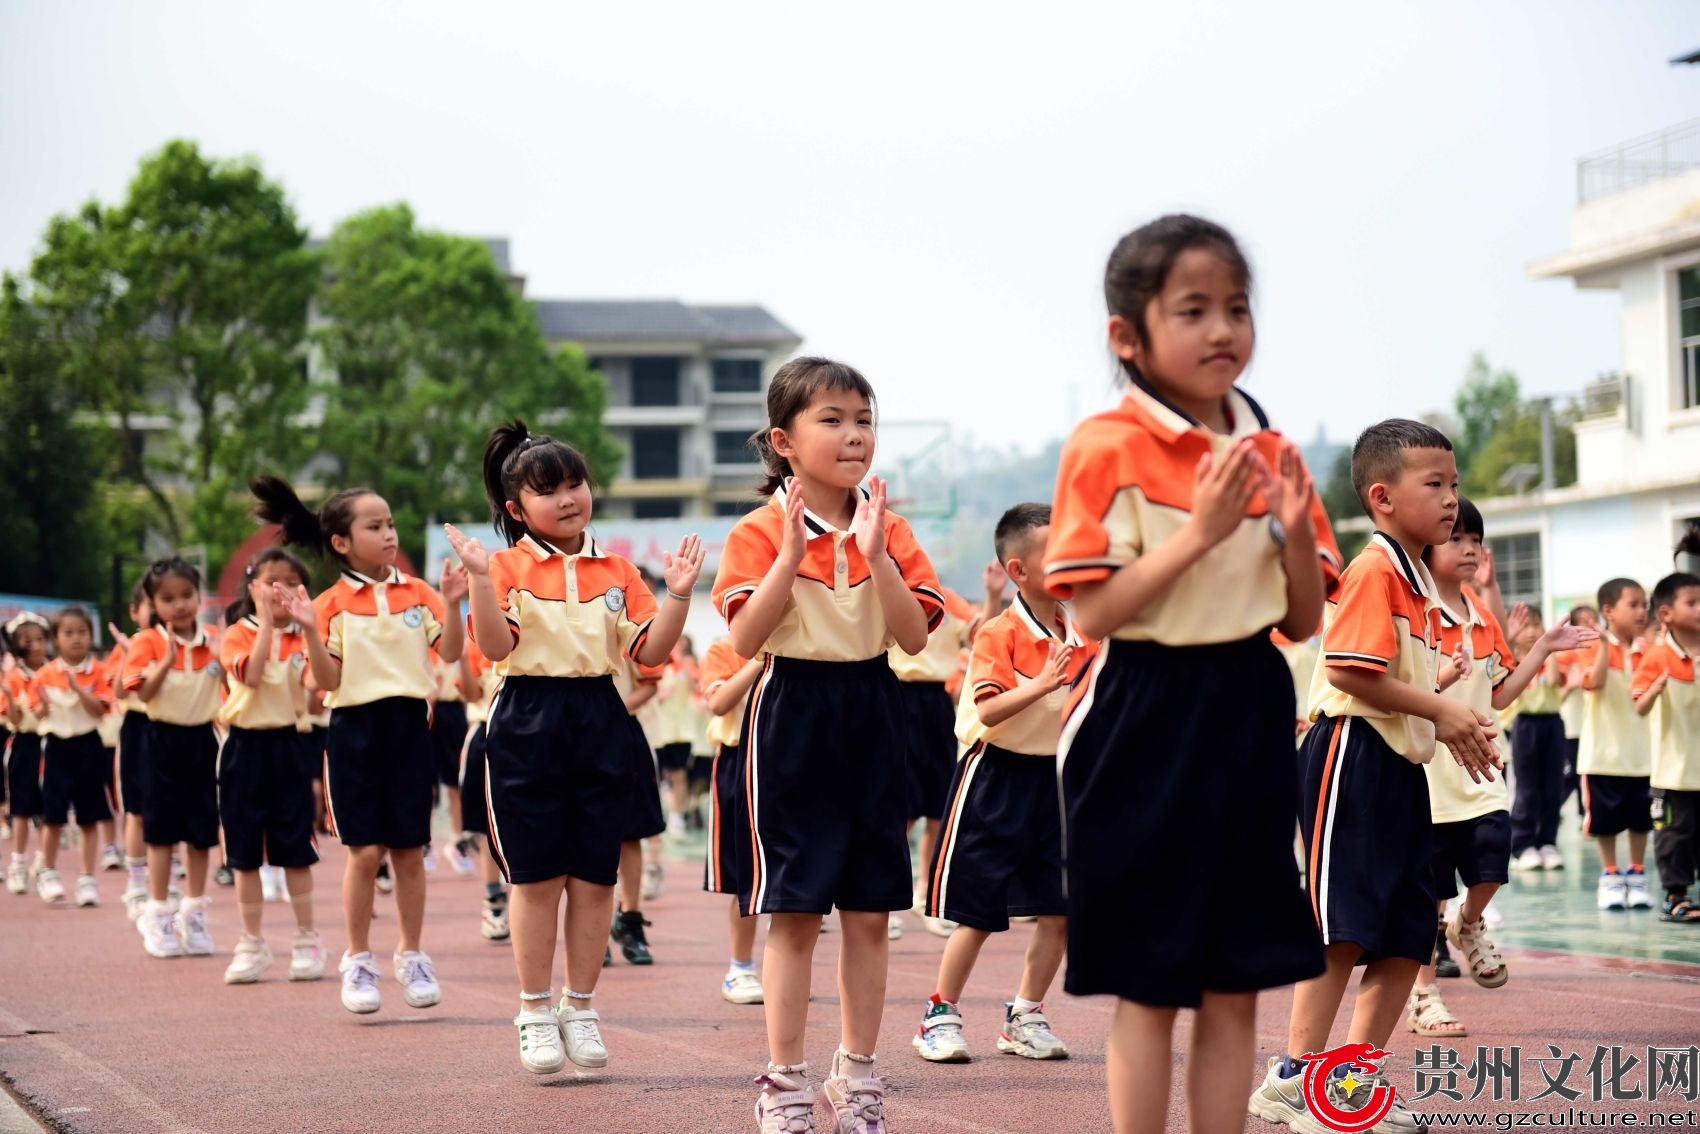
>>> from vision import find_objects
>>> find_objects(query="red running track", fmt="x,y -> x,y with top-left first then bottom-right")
2,844 -> 1698,1133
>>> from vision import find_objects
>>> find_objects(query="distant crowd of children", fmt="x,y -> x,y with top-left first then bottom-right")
4,213 -> 1698,1134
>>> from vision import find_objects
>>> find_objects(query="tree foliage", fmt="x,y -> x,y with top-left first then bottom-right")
1451,353 -> 1577,499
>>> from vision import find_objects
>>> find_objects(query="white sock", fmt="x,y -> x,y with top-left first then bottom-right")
1012,996 -> 1043,1014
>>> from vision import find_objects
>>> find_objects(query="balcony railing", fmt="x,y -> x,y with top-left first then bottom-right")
1580,373 -> 1626,420
1577,118 -> 1700,204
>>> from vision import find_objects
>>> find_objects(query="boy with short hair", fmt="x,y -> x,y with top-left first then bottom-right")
1579,578 -> 1654,911
1251,420 -> 1500,1134
1632,572 -> 1700,923
913,503 -> 1092,1065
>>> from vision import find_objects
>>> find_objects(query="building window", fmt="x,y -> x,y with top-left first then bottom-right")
714,429 -> 757,466
630,428 -> 681,479
633,498 -> 684,520
712,358 -> 763,393
1681,267 -> 1700,410
632,357 -> 682,407
1487,532 -> 1542,610
715,499 -> 760,517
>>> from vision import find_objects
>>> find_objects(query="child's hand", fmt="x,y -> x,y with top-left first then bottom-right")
1041,640 -> 1073,693
1478,545 -> 1498,589
663,535 -> 705,597
778,480 -> 809,569
1644,671 -> 1670,700
249,580 -> 274,625
1451,643 -> 1472,681
983,560 -> 1008,600
163,633 -> 179,666
443,525 -> 490,578
852,476 -> 889,561
1541,622 -> 1599,655
440,557 -> 469,604
1189,440 -> 1262,549
106,623 -> 131,650
1262,440 -> 1316,544
1434,699 -> 1500,783
1562,661 -> 1587,692
1505,603 -> 1532,649
275,583 -> 316,630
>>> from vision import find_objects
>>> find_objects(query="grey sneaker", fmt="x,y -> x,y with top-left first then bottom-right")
996,1002 -> 1068,1059
1332,1070 -> 1429,1132
1247,1057 -> 1330,1134
754,1072 -> 818,1133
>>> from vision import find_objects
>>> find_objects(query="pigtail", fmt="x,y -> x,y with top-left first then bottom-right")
482,419 -> 531,547
251,475 -> 330,557
1676,521 -> 1700,563
749,426 -> 791,498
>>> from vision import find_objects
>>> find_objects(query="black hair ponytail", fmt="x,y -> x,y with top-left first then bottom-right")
252,475 -> 331,557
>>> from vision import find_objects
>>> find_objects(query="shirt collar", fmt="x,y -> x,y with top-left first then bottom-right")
159,624 -> 210,651
1369,531 -> 1440,605
1667,633 -> 1692,662
340,566 -> 405,590
1123,378 -> 1270,444
518,533 -> 603,561
773,478 -> 870,541
61,655 -> 97,676
241,614 -> 301,635
1010,593 -> 1085,648
1435,587 -> 1486,630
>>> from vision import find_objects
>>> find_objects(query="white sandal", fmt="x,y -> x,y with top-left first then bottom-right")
1446,916 -> 1509,988
1406,983 -> 1467,1037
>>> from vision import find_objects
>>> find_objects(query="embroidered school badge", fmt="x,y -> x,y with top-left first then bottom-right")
206,661 -> 224,679
605,586 -> 626,613
403,607 -> 425,628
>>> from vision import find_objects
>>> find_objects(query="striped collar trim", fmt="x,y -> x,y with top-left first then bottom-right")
1124,379 -> 1270,443
1369,531 -> 1439,604
340,567 -> 405,590
519,533 -> 603,561
1010,593 -> 1084,647
155,624 -> 211,651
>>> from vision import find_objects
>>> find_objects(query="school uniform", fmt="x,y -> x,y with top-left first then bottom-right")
712,479 -> 946,917
1047,381 -> 1340,1006
926,596 -> 1090,932
314,568 -> 446,850
122,626 -> 223,849
479,534 -> 658,886
1577,634 -> 1653,837
457,641 -> 494,839
700,639 -> 753,896
98,645 -> 125,805
647,656 -> 701,776
1425,594 -> 1515,900
1633,638 -> 1699,896
1508,664 -> 1566,856
32,658 -> 116,826
3,668 -> 44,820
888,587 -> 978,821
617,657 -> 668,843
215,617 -> 318,871
429,654 -> 469,790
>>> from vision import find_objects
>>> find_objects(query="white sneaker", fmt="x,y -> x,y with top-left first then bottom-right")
289,930 -> 326,981
1597,872 -> 1627,911
36,868 -> 65,903
74,874 -> 99,907
101,844 -> 124,872
640,861 -> 664,902
122,884 -> 148,922
555,1004 -> 609,1068
1539,844 -> 1564,870
393,950 -> 441,1008
722,968 -> 765,1005
177,896 -> 213,955
913,999 -> 971,1062
1625,871 -> 1653,909
339,951 -> 382,1013
823,1053 -> 889,1134
223,936 -> 273,984
1513,846 -> 1544,871
922,915 -> 957,939
887,913 -> 903,940
515,1008 -> 567,1075
754,1072 -> 819,1134
1247,1057 -> 1332,1134
440,839 -> 473,876
259,866 -> 280,904
141,901 -> 183,958
997,1002 -> 1069,1059
480,895 -> 510,942
5,858 -> 26,895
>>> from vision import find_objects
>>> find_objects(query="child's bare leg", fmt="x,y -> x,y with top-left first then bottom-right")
284,866 -> 314,931
763,912 -> 823,1066
11,817 -> 30,857
935,925 -> 991,1003
1628,829 -> 1649,868
1287,941 -> 1363,1057
146,843 -> 173,901
40,824 -> 64,872
342,844 -> 381,954
916,818 -> 941,891
123,813 -> 144,859
1108,998 -> 1177,1134
183,845 -> 209,900
1597,835 -> 1619,872
562,876 -> 615,1005
1458,881 -> 1501,924
837,910 -> 889,1055
509,877 -> 564,1013
1349,956 -> 1420,1049
445,786 -> 462,835
390,845 -> 426,953
617,841 -> 642,912
729,897 -> 759,964
1415,902 -> 1444,985
77,825 -> 98,876
235,869 -> 264,937
99,817 -> 116,852
1018,915 -> 1067,1003
1187,992 -> 1257,1134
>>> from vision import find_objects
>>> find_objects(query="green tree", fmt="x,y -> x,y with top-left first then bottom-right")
24,140 -> 317,571
313,205 -> 621,564
1450,353 -> 1578,498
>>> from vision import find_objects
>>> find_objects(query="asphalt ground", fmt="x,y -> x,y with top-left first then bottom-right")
1,838 -> 1698,1134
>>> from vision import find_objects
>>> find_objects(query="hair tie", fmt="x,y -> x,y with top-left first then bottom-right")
3,611 -> 49,636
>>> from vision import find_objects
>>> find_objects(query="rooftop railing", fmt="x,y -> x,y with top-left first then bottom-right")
1577,118 -> 1700,204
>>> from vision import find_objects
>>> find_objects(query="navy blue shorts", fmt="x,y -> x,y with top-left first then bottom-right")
142,721 -> 220,849
430,701 -> 468,788
41,732 -> 113,826
900,681 -> 957,821
1063,637 -> 1324,1005
1299,714 -> 1436,965
621,726 -> 665,843
325,697 -> 433,850
656,741 -> 692,773
703,741 -> 746,895
740,655 -> 911,916
115,712 -> 150,815
486,676 -> 631,885
926,743 -> 1064,932
1429,809 -> 1511,901
218,726 -> 320,871
5,733 -> 42,820
1582,774 -> 1653,837
458,721 -> 489,838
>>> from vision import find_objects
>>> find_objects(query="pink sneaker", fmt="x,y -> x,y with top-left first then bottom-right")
822,1064 -> 887,1134
754,1071 -> 818,1133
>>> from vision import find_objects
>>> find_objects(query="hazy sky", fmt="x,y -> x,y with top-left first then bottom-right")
2,2 -> 1694,453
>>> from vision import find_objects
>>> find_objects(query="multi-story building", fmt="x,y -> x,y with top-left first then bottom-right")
1477,117 -> 1700,614
534,300 -> 802,519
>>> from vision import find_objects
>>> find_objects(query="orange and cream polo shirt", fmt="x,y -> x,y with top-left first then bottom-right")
314,568 -> 445,709
2,665 -> 41,734
122,626 -> 223,726
217,617 -> 309,731
713,480 -> 945,661
1633,636 -> 1699,791
956,596 -> 1093,757
889,586 -> 979,683
1306,532 -> 1445,765
1044,380 -> 1341,644
702,638 -> 753,749
1425,591 -> 1514,821
480,534 -> 657,680
31,657 -> 115,739
1577,634 -> 1651,778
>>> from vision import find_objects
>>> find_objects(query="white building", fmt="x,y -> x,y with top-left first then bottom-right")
1484,117 -> 1700,616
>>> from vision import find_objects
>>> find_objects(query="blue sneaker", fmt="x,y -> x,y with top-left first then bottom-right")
912,997 -> 970,1062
